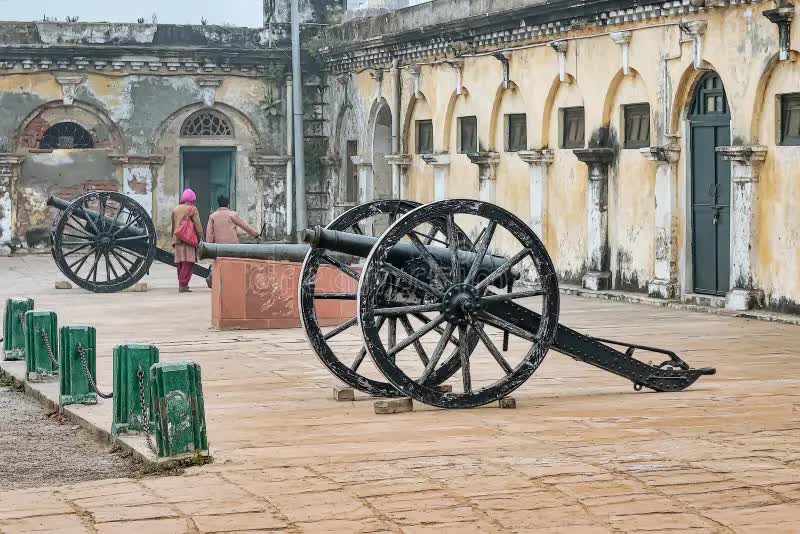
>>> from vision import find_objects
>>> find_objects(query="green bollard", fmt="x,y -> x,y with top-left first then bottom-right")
59,326 -> 98,405
25,311 -> 59,380
3,298 -> 34,360
150,360 -> 208,459
112,344 -> 159,435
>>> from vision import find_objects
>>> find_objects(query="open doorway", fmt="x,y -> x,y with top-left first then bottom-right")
180,148 -> 236,229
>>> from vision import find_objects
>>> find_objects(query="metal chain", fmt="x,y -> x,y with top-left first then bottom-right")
39,329 -> 59,368
137,368 -> 158,455
76,343 -> 113,399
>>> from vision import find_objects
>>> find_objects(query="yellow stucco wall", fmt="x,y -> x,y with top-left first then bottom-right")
339,3 -> 800,311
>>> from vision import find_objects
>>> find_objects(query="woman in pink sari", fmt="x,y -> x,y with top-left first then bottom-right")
171,188 -> 205,292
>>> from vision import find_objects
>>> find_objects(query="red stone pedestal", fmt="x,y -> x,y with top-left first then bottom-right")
211,258 -> 357,330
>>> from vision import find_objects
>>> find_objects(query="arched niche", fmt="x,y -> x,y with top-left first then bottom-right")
370,100 -> 393,200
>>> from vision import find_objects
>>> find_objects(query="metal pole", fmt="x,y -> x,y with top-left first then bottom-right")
291,0 -> 307,241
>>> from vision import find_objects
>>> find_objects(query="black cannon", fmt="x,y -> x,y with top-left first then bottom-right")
48,191 -> 212,292
209,198 -> 716,409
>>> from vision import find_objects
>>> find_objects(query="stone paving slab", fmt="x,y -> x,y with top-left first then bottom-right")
1,256 -> 800,532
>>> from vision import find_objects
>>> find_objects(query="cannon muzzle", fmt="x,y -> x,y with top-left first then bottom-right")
47,195 -> 72,212
198,242 -> 311,262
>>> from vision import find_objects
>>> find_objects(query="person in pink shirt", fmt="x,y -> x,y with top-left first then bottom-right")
206,195 -> 260,244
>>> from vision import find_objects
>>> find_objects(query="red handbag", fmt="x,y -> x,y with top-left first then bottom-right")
175,207 -> 199,246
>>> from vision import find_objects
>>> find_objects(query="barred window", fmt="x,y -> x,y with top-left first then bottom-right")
181,110 -> 233,137
416,120 -> 433,154
623,104 -> 650,149
560,107 -> 584,149
506,114 -> 527,152
458,116 -> 478,154
39,122 -> 94,149
780,94 -> 800,146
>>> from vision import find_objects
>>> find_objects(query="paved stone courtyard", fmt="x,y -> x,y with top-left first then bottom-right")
1,255 -> 799,533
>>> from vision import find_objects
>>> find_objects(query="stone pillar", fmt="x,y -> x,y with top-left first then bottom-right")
640,144 -> 680,299
467,152 -> 500,203
574,148 -> 615,290
0,155 -> 24,255
250,155 -> 291,241
352,155 -> 374,233
716,145 -> 767,310
422,153 -> 451,201
518,149 -> 554,239
109,155 -> 165,219
386,154 -> 411,200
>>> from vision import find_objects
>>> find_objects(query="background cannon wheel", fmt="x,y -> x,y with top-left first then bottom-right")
299,200 -> 472,398
358,199 -> 560,408
52,191 -> 157,293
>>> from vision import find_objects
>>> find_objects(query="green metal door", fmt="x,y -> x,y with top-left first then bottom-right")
689,73 -> 731,296
181,149 -> 235,229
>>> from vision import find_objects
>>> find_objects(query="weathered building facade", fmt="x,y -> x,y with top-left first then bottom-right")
0,21 -> 299,252
320,0 -> 800,315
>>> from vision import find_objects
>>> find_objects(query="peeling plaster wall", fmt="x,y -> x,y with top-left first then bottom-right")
1,70 -> 285,249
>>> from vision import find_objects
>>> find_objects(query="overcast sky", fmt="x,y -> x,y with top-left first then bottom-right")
0,0 -> 263,27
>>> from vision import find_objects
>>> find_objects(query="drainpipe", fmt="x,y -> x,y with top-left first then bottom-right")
391,59 -> 401,199
291,0 -> 307,241
285,75 -> 294,238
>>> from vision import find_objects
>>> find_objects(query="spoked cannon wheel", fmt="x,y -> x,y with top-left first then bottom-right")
299,200 -> 473,398
51,191 -> 157,293
358,199 -> 560,408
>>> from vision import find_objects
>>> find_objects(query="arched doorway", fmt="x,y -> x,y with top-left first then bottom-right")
372,104 -> 393,201
689,73 -> 731,296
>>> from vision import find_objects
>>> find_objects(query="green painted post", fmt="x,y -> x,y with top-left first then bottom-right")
112,344 -> 159,434
150,360 -> 208,459
59,326 -> 97,405
24,311 -> 59,380
3,298 -> 34,360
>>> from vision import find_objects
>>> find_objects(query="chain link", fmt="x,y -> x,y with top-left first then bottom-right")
137,368 -> 158,455
76,343 -> 113,399
39,329 -> 59,368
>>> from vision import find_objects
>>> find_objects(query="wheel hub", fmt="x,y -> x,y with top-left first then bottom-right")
442,283 -> 481,325
98,235 -> 112,249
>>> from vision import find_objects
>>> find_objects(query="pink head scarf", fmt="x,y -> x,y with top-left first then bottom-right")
180,188 -> 196,204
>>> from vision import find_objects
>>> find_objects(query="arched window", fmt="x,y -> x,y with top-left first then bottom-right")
180,110 -> 234,137
39,122 -> 94,149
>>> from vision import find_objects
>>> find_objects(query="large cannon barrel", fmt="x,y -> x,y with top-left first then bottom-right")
302,226 -> 515,282
198,242 -> 311,262
47,195 -> 147,239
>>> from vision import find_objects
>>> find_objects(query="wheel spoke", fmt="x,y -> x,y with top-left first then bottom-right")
478,311 -> 539,342
104,250 -> 111,283
350,347 -> 367,371
481,288 -> 545,302
388,318 -> 397,362
464,221 -> 496,285
351,223 -> 363,235
112,213 -> 144,237
79,204 -> 102,235
382,263 -> 444,298
99,196 -> 108,232
63,243 -> 92,258
459,324 -> 472,393
419,322 -> 455,383
413,229 -> 448,247
471,319 -> 514,375
399,316 -> 429,366
388,313 -> 446,356
65,220 -> 94,238
321,252 -> 360,280
87,250 -> 101,283
105,251 -> 120,280
61,241 -> 92,247
110,201 -> 124,230
407,231 -> 451,287
314,293 -> 356,300
116,245 -> 147,261
68,247 -> 96,271
475,248 -> 531,292
447,215 -> 460,284
375,302 -> 441,317
61,233 -> 93,242
110,249 -> 133,277
412,313 -> 460,346
323,317 -> 357,341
